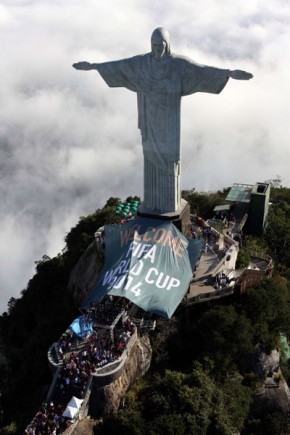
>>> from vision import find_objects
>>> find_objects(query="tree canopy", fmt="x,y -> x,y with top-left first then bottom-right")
1,187 -> 290,434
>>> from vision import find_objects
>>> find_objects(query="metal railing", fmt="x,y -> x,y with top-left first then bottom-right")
187,285 -> 235,305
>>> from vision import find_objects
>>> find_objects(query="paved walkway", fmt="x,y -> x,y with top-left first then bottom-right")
187,220 -> 238,302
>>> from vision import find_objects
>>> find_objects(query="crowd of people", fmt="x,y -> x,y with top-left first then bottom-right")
55,349 -> 93,400
24,307 -> 136,434
190,221 -> 220,257
94,215 -> 136,251
88,300 -> 126,325
56,330 -> 76,359
94,226 -> 105,249
24,401 -> 71,435
55,316 -> 136,398
215,271 -> 231,289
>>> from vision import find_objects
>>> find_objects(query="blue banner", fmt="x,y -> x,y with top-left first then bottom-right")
82,216 -> 202,318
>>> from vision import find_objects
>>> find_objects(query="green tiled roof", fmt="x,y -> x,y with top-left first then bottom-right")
213,204 -> 231,212
226,184 -> 253,203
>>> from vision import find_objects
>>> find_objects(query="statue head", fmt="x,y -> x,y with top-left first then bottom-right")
151,27 -> 171,60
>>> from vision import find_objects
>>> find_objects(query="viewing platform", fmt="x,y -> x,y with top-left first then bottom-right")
37,297 -> 153,434
186,215 -> 273,306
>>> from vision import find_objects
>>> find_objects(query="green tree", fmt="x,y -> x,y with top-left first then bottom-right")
64,206 -> 117,265
0,201 -> 123,430
182,188 -> 228,219
219,372 -> 252,431
0,421 -> 17,434
105,196 -> 121,207
245,411 -> 285,435
265,202 -> 290,268
236,248 -> 250,269
270,186 -> 290,205
125,195 -> 141,204
195,305 -> 255,374
240,276 -> 290,352
102,363 -> 251,434
101,410 -> 145,435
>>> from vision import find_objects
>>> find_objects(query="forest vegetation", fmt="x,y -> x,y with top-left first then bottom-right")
1,188 -> 290,434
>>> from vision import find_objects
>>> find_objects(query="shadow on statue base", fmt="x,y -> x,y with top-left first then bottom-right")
138,198 -> 191,237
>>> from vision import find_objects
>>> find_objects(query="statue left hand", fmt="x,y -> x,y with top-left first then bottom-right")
229,70 -> 253,80
72,62 -> 93,71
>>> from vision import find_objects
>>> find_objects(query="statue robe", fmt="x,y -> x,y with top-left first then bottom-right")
96,53 -> 230,212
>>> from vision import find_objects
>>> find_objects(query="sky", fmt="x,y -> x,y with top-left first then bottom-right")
1,0 -> 290,314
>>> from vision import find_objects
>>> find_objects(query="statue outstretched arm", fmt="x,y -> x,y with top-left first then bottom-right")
72,62 -> 99,71
228,69 -> 253,80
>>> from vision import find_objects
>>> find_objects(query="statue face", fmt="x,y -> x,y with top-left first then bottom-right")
152,38 -> 166,60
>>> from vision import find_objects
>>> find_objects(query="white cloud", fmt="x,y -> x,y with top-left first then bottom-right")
1,0 -> 290,312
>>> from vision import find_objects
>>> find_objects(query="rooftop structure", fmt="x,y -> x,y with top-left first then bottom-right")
221,182 -> 271,236
226,183 -> 253,203
184,211 -> 273,307
246,182 -> 271,235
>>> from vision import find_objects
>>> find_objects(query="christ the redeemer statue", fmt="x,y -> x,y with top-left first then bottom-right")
73,27 -> 253,213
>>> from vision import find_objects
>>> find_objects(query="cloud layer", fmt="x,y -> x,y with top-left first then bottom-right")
1,0 -> 290,313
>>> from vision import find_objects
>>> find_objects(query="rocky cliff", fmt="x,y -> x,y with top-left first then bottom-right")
68,333 -> 152,434
251,349 -> 290,418
68,241 -> 104,305
89,332 -> 152,417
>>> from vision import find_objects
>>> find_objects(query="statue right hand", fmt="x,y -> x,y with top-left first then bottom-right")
72,61 -> 93,71
229,69 -> 253,80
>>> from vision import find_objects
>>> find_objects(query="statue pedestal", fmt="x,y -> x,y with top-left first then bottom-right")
137,199 -> 191,237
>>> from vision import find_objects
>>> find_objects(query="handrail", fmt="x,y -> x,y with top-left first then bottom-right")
243,247 -> 272,262
188,286 -> 235,305
93,329 -> 137,378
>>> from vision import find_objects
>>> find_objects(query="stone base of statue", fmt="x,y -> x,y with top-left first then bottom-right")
137,198 -> 191,237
